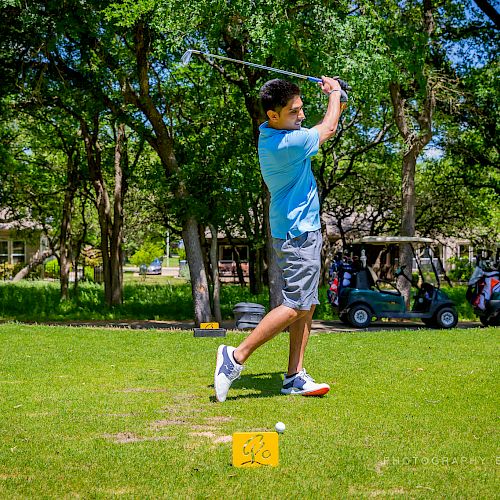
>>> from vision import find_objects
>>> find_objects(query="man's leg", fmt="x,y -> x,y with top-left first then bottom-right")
281,302 -> 329,397
214,305 -> 307,402
233,305 -> 308,364
287,305 -> 315,376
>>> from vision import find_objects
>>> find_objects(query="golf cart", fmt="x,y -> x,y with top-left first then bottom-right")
328,236 -> 458,329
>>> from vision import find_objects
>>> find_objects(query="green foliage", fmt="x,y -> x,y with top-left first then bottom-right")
129,241 -> 164,267
446,257 -> 474,283
0,281 -> 475,322
0,262 -> 15,281
441,285 -> 476,320
176,247 -> 186,261
1,0 -> 498,314
44,259 -> 60,279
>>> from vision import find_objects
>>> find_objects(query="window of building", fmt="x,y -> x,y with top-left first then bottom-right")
12,240 -> 25,264
459,244 -> 470,258
0,241 -> 7,263
220,245 -> 249,262
221,246 -> 233,261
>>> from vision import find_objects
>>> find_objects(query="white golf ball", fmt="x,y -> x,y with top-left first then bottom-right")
275,421 -> 286,433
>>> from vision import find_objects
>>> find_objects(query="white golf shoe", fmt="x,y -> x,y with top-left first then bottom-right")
214,345 -> 244,402
281,369 -> 330,396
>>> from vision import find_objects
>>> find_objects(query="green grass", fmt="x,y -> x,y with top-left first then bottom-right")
0,280 -> 475,323
0,324 -> 498,498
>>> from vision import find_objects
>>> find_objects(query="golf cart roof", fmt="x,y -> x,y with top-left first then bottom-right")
351,236 -> 434,245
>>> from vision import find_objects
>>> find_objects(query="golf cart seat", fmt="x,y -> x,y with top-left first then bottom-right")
374,272 -> 402,296
354,267 -> 376,290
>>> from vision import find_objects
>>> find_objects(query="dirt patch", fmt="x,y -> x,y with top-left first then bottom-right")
189,431 -> 216,438
173,394 -> 198,402
104,432 -> 142,443
205,416 -> 233,423
190,424 -> 217,431
213,435 -> 232,444
103,432 -> 175,443
105,413 -> 137,418
349,486 -> 407,497
119,388 -> 168,393
101,487 -> 135,496
0,473 -> 24,480
151,419 -> 187,429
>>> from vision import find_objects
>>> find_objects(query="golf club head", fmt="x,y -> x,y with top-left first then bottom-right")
181,50 -> 194,66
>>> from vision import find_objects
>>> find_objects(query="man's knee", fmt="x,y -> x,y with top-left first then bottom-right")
290,307 -> 310,320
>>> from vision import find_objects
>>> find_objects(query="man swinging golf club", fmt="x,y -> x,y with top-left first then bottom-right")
215,76 -> 345,402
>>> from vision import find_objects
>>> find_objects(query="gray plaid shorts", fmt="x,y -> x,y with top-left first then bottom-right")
272,229 -> 323,311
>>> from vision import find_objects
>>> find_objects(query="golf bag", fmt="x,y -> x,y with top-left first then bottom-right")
466,266 -> 500,311
327,255 -> 358,306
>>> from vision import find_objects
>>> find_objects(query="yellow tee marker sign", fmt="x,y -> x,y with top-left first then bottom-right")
200,322 -> 219,329
232,432 -> 279,468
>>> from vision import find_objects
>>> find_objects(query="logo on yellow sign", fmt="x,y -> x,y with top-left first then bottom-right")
200,322 -> 219,329
232,432 -> 279,468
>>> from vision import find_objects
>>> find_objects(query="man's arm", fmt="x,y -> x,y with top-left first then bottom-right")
313,76 -> 344,146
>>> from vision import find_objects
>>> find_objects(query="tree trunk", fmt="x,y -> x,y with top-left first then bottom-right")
82,116 -> 126,308
232,245 -> 246,287
208,223 -> 222,323
225,228 -> 246,286
12,249 -> 53,282
248,246 -> 260,294
114,21 -> 213,319
246,96 -> 281,309
183,216 -> 212,326
389,1 -> 436,306
109,122 -> 127,306
398,151 -> 418,303
59,189 -> 72,301
59,151 -> 79,300
320,224 -> 332,287
264,188 -> 283,309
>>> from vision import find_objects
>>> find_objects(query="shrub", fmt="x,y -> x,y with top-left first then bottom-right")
129,241 -> 164,267
447,257 -> 473,282
44,259 -> 60,278
0,281 -> 474,322
0,262 -> 15,281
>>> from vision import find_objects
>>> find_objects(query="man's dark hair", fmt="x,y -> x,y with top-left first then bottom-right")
259,79 -> 300,113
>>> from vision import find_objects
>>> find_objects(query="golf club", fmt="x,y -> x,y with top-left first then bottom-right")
181,49 -> 350,101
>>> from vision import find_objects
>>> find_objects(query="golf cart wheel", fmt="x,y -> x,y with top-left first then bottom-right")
435,307 -> 458,329
348,305 -> 373,328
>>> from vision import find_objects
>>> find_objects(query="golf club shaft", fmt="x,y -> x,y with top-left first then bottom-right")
189,49 -> 323,83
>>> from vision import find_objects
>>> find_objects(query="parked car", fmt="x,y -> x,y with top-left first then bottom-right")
147,258 -> 163,275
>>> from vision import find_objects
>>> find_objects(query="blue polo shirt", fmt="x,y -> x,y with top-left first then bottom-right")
258,122 -> 321,239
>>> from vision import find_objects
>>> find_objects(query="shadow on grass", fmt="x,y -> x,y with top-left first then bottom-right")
209,371 -> 283,401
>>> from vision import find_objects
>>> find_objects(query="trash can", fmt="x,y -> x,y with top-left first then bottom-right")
179,260 -> 189,278
233,302 -> 266,330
